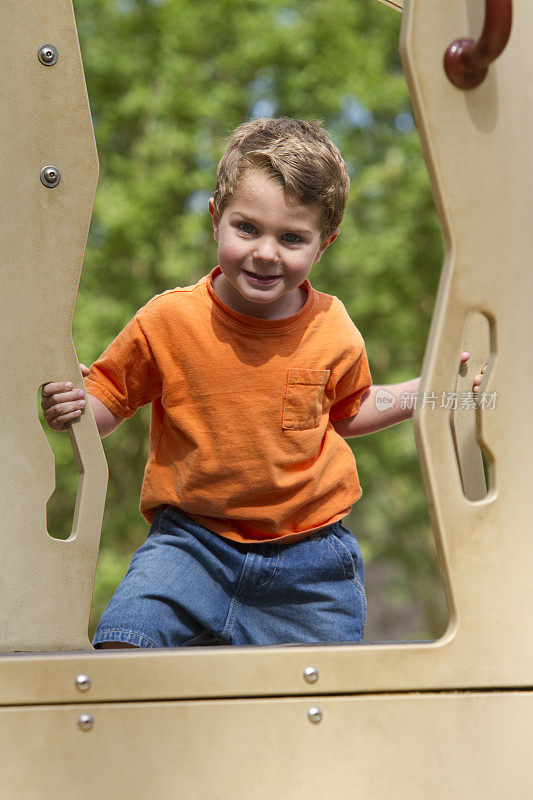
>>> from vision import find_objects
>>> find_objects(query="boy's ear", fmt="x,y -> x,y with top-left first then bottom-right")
314,227 -> 340,263
208,197 -> 220,242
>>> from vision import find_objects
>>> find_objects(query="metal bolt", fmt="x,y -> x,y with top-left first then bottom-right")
77,713 -> 94,732
307,707 -> 323,724
303,666 -> 319,683
38,44 -> 59,66
40,166 -> 61,188
75,674 -> 91,692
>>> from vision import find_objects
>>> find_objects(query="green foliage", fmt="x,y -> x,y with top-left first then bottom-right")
45,0 -> 449,639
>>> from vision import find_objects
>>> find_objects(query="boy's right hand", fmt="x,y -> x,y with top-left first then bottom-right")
41,364 -> 90,431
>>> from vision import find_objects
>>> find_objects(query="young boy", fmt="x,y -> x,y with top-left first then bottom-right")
41,117 -> 460,649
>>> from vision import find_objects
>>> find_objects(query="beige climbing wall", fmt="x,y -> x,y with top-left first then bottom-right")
0,0 -> 107,651
406,0 -> 533,679
0,0 -> 531,797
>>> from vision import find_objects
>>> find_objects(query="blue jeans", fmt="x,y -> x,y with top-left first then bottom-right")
93,506 -> 366,648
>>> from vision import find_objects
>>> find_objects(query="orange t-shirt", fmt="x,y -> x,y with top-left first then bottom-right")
85,268 -> 371,543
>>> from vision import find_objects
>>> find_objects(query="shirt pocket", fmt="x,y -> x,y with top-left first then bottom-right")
282,368 -> 330,430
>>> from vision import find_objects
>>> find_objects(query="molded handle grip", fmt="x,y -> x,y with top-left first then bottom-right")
444,0 -> 513,89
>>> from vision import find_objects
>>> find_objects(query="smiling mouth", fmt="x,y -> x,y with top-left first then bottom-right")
243,270 -> 282,284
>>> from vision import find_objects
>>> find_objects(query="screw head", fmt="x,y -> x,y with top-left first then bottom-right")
40,166 -> 61,188
75,674 -> 91,692
77,714 -> 94,732
307,707 -> 323,724
303,666 -> 319,683
38,44 -> 59,66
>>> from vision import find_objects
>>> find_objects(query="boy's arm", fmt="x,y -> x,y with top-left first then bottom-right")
89,394 -> 124,438
41,364 -> 123,438
333,352 -> 478,439
332,378 -> 420,438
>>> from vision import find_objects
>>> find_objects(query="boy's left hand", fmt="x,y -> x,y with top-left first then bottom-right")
461,352 -> 487,393
473,362 -> 488,394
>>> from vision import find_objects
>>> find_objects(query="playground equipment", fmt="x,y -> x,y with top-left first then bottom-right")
0,0 -> 107,652
1,0 -> 531,797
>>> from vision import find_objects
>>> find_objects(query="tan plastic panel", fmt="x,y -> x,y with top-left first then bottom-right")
0,0 -> 531,702
0,1 -> 107,651
1,692 -> 531,799
406,0 -> 533,676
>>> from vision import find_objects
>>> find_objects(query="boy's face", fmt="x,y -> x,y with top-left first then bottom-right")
209,168 -> 338,319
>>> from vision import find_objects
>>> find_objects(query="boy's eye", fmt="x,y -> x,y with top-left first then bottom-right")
283,233 -> 301,244
239,222 -> 256,235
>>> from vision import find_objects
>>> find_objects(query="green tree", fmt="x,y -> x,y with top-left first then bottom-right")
45,0 -> 447,640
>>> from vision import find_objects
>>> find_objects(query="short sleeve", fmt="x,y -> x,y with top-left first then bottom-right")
85,315 -> 162,418
329,346 -> 372,423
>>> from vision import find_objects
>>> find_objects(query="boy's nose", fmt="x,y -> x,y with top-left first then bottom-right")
253,237 -> 279,263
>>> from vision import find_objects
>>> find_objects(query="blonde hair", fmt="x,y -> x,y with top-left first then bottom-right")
213,117 -> 349,241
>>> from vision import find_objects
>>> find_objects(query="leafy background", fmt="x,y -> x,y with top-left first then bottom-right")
44,0 -> 448,641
